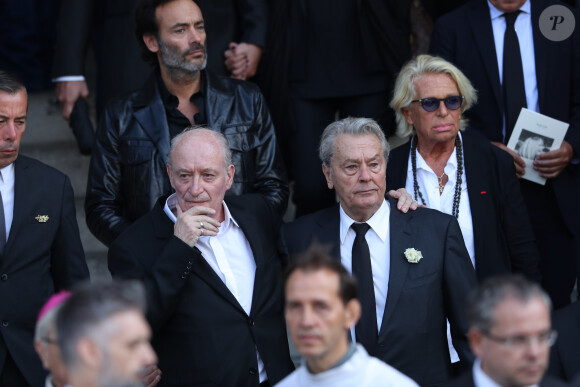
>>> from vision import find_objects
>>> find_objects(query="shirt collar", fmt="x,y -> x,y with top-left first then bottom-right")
0,163 -> 15,185
473,358 -> 539,387
488,0 -> 531,19
156,68 -> 206,108
163,193 -> 239,229
339,199 -> 389,244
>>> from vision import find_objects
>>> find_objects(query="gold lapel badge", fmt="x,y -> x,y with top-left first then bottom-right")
35,215 -> 49,223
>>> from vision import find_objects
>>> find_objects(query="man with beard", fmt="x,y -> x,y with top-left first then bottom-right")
85,0 -> 288,246
57,281 -> 158,387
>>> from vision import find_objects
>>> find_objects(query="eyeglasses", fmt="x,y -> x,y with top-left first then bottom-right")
411,96 -> 464,112
481,329 -> 558,350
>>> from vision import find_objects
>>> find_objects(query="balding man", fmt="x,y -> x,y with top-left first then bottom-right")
109,127 -> 294,386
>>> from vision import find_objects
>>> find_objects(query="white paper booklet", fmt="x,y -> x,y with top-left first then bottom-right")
507,108 -> 569,185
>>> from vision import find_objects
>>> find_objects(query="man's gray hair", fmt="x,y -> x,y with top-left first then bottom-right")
466,275 -> 551,333
0,70 -> 27,96
319,117 -> 390,168
168,126 -> 233,170
34,304 -> 64,343
56,280 -> 147,369
390,54 -> 478,138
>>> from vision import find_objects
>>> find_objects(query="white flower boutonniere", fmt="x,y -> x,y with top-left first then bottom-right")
404,248 -> 423,263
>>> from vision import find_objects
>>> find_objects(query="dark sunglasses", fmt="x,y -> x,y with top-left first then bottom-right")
411,95 -> 464,112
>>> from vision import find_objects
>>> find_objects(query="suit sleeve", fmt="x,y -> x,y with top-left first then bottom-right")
53,0 -> 93,77
443,216 -> 477,367
109,234 -> 200,332
50,175 -> 90,288
251,89 -> 289,217
494,148 -> 542,282
85,105 -> 132,246
236,0 -> 269,47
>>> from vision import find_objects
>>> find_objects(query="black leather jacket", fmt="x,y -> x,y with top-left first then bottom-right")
85,71 -> 288,246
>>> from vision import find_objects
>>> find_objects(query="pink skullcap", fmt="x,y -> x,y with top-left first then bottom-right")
37,290 -> 72,322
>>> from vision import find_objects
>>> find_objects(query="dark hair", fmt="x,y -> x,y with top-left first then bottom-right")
283,243 -> 358,305
135,0 -> 200,63
0,70 -> 26,95
56,280 -> 147,369
466,274 -> 551,332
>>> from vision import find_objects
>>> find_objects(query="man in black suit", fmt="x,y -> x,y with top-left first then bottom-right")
85,0 -> 287,247
429,0 -> 580,308
446,275 -> 567,387
282,117 -> 477,386
108,128 -> 294,386
0,70 -> 90,386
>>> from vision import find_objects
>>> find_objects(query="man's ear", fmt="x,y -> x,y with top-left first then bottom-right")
322,164 -> 334,189
402,107 -> 414,126
77,338 -> 102,370
143,34 -> 160,54
225,164 -> 235,190
344,299 -> 361,329
468,327 -> 484,359
34,341 -> 49,368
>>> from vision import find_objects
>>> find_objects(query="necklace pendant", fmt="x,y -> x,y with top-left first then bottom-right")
439,184 -> 444,195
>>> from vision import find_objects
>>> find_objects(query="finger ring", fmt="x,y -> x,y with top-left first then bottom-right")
201,228 -> 204,236
200,222 -> 204,229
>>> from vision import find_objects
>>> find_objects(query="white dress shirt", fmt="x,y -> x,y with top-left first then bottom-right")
488,0 -> 539,140
473,358 -> 539,387
339,199 -> 390,340
164,194 -> 266,382
0,163 -> 16,241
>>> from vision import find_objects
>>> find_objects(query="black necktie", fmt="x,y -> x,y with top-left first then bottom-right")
503,11 -> 527,142
0,191 -> 6,255
351,222 -> 378,354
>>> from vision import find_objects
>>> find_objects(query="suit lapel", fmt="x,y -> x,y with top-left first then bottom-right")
315,206 -> 341,260
380,197 -> 414,334
469,1 -> 503,113
6,157 -> 31,254
462,133 -> 488,278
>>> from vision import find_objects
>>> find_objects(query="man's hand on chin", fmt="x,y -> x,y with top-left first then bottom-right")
387,188 -> 419,213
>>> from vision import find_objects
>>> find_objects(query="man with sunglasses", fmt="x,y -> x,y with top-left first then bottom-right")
430,0 -> 580,310
446,275 -> 566,387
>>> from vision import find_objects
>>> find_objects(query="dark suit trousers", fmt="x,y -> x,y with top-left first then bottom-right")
289,92 -> 391,217
521,180 -> 576,309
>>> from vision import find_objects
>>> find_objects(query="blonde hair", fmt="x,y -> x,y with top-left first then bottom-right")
390,55 -> 478,138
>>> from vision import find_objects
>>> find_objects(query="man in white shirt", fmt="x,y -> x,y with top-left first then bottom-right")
277,245 -> 418,387
282,117 -> 478,386
108,127 -> 295,386
446,275 -> 567,387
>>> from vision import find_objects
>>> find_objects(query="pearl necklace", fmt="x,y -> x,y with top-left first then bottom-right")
411,135 -> 464,218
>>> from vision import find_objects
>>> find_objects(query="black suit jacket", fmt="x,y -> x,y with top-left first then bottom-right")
109,194 -> 293,386
282,197 -> 477,386
429,0 -> 580,234
386,131 -> 541,282
548,301 -> 580,381
445,368 -> 569,387
0,155 -> 89,386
